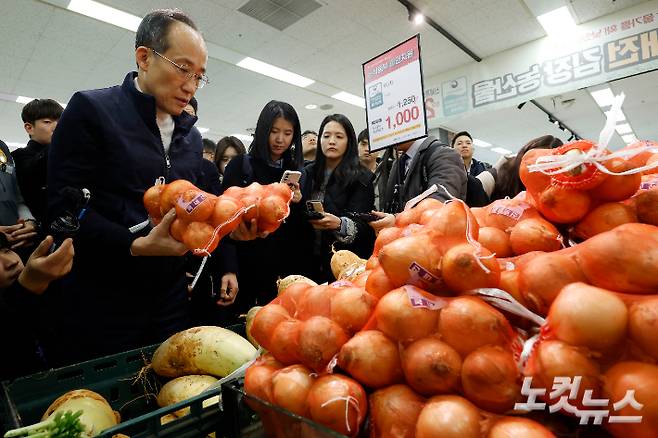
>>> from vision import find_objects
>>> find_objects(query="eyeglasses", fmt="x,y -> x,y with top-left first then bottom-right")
150,48 -> 209,89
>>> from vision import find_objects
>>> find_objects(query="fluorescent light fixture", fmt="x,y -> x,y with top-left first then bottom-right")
536,6 -> 577,37
492,147 -> 513,155
236,57 -> 314,88
67,0 -> 141,32
305,104 -> 318,110
15,95 -> 36,104
605,109 -> 626,122
413,13 -> 424,25
197,127 -> 210,134
332,91 -> 366,108
473,138 -> 491,148
615,123 -> 633,135
621,134 -> 637,144
231,134 -> 253,142
590,88 -> 615,108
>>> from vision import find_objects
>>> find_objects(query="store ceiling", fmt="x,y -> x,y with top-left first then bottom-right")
0,0 -> 653,160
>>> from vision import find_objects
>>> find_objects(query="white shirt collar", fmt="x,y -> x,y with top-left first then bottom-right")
404,137 -> 425,161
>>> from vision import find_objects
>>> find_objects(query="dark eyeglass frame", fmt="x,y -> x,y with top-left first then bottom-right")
150,48 -> 209,89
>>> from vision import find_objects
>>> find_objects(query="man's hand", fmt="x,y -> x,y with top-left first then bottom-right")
369,211 -> 396,234
216,272 -> 239,306
230,219 -> 269,241
1,221 -> 37,249
130,209 -> 188,256
18,235 -> 74,294
309,212 -> 341,231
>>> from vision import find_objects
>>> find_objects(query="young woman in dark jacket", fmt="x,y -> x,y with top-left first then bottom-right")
220,100 -> 307,316
303,114 -> 375,283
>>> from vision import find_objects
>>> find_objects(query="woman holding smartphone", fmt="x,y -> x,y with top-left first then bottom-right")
303,114 -> 376,283
220,100 -> 307,316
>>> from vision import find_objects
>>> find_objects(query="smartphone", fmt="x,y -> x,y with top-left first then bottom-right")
349,212 -> 381,222
307,200 -> 324,213
280,170 -> 302,185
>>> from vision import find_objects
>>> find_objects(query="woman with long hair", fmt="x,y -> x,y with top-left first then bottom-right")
220,100 -> 307,316
303,114 -> 375,282
214,136 -> 247,180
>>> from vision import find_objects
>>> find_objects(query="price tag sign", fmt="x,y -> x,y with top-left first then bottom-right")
362,35 -> 427,152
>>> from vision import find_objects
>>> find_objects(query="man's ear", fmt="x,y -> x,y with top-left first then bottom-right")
24,122 -> 33,138
135,46 -> 150,71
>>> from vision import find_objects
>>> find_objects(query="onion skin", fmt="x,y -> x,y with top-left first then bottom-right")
509,218 -> 562,255
478,227 -> 514,257
270,365 -> 315,417
365,267 -> 396,299
375,287 -> 440,343
268,319 -> 302,365
338,330 -> 403,389
537,186 -> 592,224
415,395 -> 482,438
572,202 -> 638,240
628,297 -> 658,360
604,361 -> 658,438
487,416 -> 556,437
547,282 -> 628,352
461,345 -> 520,414
438,296 -> 515,358
330,287 -> 377,334
369,385 -> 425,438
297,316 -> 350,373
250,304 -> 290,351
401,337 -> 462,397
307,375 -> 367,437
441,243 -> 500,293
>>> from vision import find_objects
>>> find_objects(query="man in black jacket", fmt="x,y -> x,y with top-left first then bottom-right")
12,99 -> 64,226
370,136 -> 467,232
47,9 -> 211,363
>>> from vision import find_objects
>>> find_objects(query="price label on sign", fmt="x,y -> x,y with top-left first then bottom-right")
362,35 -> 427,152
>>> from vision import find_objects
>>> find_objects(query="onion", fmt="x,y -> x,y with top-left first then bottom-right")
415,395 -> 482,438
603,361 -> 658,438
244,362 -> 279,403
270,364 -> 315,417
537,186 -> 591,224
277,282 -> 313,316
159,179 -> 195,215
438,296 -> 514,357
307,375 -> 367,437
297,285 -> 333,319
182,221 -> 220,253
169,218 -> 187,242
373,227 -> 403,256
509,218 -> 562,255
593,157 -> 642,202
297,316 -> 349,372
268,319 -> 302,365
441,243 -> 500,293
484,199 -> 541,231
338,330 -> 402,389
378,233 -> 445,292
425,200 -> 479,240
369,385 -> 425,438
572,202 -> 638,240
143,184 -> 164,222
268,182 -> 293,200
628,297 -> 658,361
250,304 -> 290,351
461,346 -> 520,413
547,282 -> 627,351
375,287 -> 440,343
487,417 -> 556,437
415,197 -> 444,214
401,337 -> 462,396
478,227 -> 514,257
396,208 -> 421,227
257,195 -> 289,233
330,287 -> 377,333
351,270 -> 370,287
525,340 -> 601,409
175,189 -> 216,223
365,266 -> 395,299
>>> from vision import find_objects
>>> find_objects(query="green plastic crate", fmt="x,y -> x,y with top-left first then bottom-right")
1,324 -> 245,437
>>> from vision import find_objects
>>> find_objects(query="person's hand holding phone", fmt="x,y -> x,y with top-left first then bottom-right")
288,181 -> 302,203
369,211 -> 396,234
309,212 -> 341,231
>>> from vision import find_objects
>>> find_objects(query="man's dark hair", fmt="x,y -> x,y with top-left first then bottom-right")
189,96 -> 198,115
451,131 -> 472,147
357,129 -> 369,144
21,99 -> 64,125
202,138 -> 216,154
302,130 -> 317,138
135,9 -> 198,53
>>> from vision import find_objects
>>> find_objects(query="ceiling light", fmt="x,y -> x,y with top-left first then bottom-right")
621,134 -> 637,143
412,13 -> 424,25
67,0 -> 141,32
492,147 -> 513,155
231,134 -> 253,142
605,109 -> 626,122
236,57 -> 314,88
536,6 -> 577,37
305,104 -> 318,110
615,123 -> 633,135
473,138 -> 491,148
197,127 -> 210,134
590,88 -> 615,107
331,91 -> 366,108
15,95 -> 36,104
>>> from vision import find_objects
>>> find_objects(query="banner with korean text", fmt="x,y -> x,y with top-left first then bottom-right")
363,35 -> 428,152
423,0 -> 658,125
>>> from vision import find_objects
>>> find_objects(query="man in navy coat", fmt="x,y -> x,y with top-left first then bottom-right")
47,9 -> 210,363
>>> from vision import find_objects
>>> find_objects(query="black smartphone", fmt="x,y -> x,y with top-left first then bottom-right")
305,200 -> 325,220
348,212 -> 381,222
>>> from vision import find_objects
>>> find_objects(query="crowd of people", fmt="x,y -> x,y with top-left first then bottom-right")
0,8 -> 564,380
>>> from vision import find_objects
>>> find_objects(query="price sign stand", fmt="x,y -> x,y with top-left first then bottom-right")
362,34 -> 428,153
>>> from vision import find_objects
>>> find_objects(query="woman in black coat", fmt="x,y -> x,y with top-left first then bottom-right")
220,100 -> 308,316
303,114 -> 375,283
